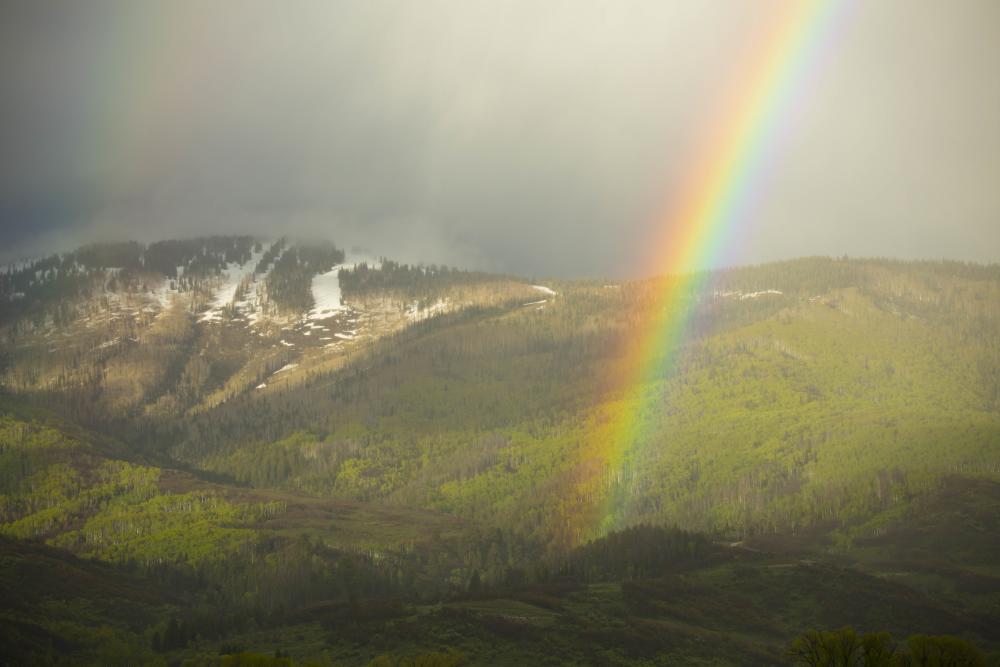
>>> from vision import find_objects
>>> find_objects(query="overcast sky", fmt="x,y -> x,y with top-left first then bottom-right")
1,0 -> 998,277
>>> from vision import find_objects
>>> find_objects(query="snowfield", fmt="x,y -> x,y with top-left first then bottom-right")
308,266 -> 347,320
307,254 -> 381,322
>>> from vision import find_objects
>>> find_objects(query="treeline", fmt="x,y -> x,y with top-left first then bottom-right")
143,536 -> 427,654
2,236 -> 259,278
0,236 -> 260,325
254,237 -> 286,275
790,627 -> 987,666
143,236 -> 258,277
264,242 -> 344,312
556,525 -> 712,581
339,260 -> 505,299
453,524 -> 717,592
68,237 -> 257,274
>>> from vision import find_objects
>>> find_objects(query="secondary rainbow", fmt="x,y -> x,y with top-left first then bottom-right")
563,0 -> 854,545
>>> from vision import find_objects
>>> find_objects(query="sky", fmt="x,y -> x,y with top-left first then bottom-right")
1,0 -> 998,278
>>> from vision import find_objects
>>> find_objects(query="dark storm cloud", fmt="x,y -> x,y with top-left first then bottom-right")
1,0 -> 998,276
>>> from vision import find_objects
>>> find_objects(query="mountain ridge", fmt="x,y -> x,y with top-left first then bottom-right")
1,236 -> 999,664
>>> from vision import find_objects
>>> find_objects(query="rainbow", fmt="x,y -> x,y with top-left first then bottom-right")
563,0 -> 854,546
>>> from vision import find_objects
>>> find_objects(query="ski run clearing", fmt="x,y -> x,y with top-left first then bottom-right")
308,266 -> 347,321
308,254 -> 382,322
199,249 -> 265,323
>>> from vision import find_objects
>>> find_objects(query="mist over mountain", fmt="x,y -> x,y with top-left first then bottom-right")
2,0 -> 999,276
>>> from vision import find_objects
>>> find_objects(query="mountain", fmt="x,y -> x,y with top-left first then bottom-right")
1,237 -> 998,665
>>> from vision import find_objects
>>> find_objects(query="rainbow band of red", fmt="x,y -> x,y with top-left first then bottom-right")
561,0 -> 854,546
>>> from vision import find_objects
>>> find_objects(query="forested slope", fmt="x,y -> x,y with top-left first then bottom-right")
154,257 -> 1000,550
1,243 -> 998,664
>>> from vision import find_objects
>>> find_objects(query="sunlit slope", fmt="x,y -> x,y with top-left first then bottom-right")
0,238 -> 538,428
2,255 -> 999,664
176,258 -> 1000,547
0,402 -> 467,579
592,284 -> 998,535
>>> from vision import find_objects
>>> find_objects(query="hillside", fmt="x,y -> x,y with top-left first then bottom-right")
1,238 -> 999,665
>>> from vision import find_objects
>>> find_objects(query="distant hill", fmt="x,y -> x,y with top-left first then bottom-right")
1,237 -> 998,664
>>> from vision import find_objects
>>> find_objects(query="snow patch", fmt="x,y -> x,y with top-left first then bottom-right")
307,253 -> 383,322
308,266 -> 347,320
713,289 -> 783,301
532,285 -> 557,296
199,249 -> 265,323
406,298 -> 449,322
272,363 -> 298,375
92,336 -> 137,351
150,267 -> 186,310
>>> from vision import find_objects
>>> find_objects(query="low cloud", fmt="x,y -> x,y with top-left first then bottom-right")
1,0 -> 998,275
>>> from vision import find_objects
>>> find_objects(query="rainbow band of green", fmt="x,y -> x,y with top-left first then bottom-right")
572,0 -> 855,543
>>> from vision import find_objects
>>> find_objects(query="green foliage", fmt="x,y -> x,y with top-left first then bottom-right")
218,652 -> 293,666
51,490 -> 262,566
0,415 -> 162,540
2,253 -> 1000,665
790,627 -> 894,666
366,651 -> 465,667
0,537 -> 169,666
563,525 -> 710,581
165,259 -> 1000,555
790,627 -> 986,666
